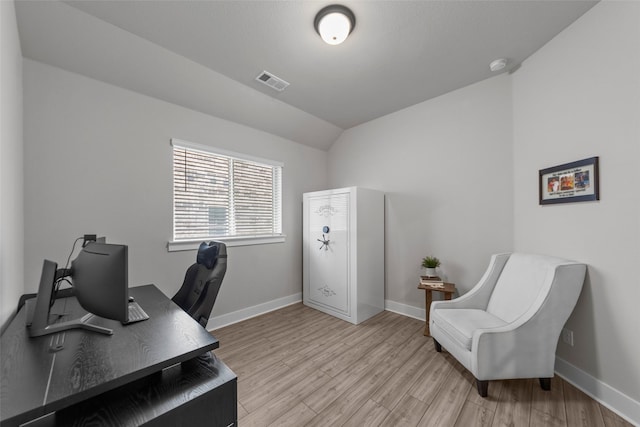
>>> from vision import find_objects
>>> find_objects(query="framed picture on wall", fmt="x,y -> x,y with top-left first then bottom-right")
539,157 -> 599,205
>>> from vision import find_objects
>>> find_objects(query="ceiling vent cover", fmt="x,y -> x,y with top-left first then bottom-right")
256,71 -> 290,92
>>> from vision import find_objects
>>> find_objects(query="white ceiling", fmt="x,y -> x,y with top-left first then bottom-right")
15,0 -> 598,150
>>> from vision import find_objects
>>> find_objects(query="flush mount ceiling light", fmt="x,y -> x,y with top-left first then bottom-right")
314,4 -> 356,45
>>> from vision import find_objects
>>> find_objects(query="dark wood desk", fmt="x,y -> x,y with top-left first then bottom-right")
51,352 -> 236,427
0,285 -> 234,427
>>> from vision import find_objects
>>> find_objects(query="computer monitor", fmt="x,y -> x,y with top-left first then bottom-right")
26,242 -> 129,337
72,242 -> 128,323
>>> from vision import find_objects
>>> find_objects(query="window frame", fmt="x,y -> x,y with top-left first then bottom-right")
168,138 -> 285,252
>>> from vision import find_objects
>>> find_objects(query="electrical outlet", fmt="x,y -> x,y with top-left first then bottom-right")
83,234 -> 97,247
561,328 -> 574,346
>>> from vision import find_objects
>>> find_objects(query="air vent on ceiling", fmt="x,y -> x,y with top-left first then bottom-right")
255,71 -> 290,92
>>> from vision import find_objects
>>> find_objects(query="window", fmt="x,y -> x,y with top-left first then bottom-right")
170,139 -> 283,250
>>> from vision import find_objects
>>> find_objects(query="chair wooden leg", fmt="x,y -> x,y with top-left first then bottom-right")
433,338 -> 442,353
476,379 -> 488,397
539,377 -> 551,391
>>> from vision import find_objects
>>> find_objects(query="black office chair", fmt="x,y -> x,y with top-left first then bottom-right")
172,241 -> 227,328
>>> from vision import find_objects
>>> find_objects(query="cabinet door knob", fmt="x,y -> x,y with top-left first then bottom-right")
317,234 -> 330,250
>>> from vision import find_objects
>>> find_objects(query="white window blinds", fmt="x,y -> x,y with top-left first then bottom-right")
172,139 -> 283,241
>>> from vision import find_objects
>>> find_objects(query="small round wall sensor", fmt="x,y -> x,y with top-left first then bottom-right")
489,58 -> 507,72
323,226 -> 330,233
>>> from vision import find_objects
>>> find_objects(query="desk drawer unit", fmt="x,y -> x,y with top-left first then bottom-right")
27,353 -> 237,427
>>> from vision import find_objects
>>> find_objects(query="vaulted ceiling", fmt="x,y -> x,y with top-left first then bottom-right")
15,0 -> 598,150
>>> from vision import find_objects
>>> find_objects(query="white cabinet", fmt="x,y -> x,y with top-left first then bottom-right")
303,187 -> 384,324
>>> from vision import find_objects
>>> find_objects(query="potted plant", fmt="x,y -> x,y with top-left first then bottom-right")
422,256 -> 441,277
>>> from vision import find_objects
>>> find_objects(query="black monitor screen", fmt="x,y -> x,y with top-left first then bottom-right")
71,243 -> 128,323
26,259 -> 58,332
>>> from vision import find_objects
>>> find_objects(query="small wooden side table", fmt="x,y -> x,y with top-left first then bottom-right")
418,280 -> 456,336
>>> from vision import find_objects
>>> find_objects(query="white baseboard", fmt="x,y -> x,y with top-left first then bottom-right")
384,299 -> 425,321
555,356 -> 639,426
206,293 -> 302,331
383,299 -> 639,425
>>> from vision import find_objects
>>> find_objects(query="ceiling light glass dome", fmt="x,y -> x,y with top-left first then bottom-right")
314,5 -> 356,46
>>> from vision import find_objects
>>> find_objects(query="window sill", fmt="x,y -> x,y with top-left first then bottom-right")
167,235 -> 286,252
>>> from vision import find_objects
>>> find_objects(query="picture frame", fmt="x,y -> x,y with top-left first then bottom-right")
539,157 -> 599,205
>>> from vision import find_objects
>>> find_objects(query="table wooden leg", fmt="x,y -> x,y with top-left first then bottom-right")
424,289 -> 433,336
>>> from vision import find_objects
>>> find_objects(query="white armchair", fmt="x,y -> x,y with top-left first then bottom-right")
430,253 -> 586,397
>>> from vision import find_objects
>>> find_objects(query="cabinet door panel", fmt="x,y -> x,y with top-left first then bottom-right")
307,193 -> 350,315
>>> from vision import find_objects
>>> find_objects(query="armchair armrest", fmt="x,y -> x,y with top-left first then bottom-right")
431,253 -> 511,315
471,262 -> 586,380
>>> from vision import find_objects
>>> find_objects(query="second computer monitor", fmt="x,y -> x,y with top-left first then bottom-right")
71,242 -> 129,323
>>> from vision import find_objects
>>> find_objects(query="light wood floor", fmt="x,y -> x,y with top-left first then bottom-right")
212,304 -> 632,427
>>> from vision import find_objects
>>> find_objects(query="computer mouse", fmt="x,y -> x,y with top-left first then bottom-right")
128,296 -> 135,303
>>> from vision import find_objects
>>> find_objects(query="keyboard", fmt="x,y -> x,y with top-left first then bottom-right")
123,302 -> 150,324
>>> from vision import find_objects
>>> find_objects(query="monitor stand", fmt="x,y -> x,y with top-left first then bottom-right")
26,260 -> 113,338
26,299 -> 113,337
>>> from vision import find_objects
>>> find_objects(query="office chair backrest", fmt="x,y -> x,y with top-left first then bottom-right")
171,241 -> 227,328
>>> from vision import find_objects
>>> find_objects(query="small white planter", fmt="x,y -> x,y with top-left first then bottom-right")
425,267 -> 437,277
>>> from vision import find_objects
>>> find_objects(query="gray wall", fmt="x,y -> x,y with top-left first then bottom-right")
328,75 -> 514,313
22,59 -> 328,319
0,1 -> 24,329
512,2 -> 640,405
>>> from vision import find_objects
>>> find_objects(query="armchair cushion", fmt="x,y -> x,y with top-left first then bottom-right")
486,253 -> 550,322
432,309 -> 507,350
